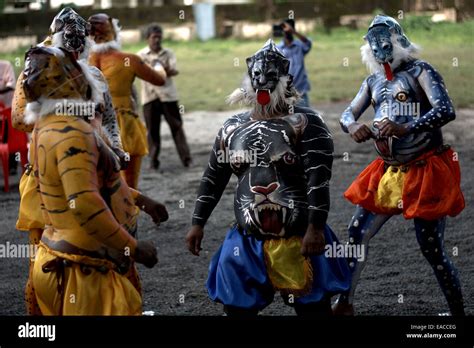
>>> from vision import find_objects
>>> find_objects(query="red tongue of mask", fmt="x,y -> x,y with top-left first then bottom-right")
383,62 -> 393,81
257,89 -> 271,106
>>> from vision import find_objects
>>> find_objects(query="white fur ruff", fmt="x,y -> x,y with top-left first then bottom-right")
90,40 -> 121,53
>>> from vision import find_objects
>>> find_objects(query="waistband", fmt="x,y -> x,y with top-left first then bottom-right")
383,144 -> 451,172
40,236 -> 130,274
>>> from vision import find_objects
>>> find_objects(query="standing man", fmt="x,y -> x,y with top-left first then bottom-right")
276,19 -> 312,107
138,24 -> 192,170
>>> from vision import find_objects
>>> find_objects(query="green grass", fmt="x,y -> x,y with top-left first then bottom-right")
2,18 -> 473,111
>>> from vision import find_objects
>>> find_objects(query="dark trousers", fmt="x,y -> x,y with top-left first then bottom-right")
143,99 -> 191,166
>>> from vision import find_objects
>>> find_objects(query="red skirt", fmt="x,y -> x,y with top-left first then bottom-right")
344,148 -> 465,220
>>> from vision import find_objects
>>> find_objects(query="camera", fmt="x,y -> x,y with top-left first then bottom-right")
272,19 -> 295,38
272,23 -> 284,37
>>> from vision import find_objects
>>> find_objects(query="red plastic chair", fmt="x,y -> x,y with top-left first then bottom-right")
0,103 -> 9,192
5,105 -> 28,171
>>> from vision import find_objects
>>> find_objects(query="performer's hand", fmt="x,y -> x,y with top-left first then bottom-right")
113,148 -> 129,170
301,225 -> 325,257
137,194 -> 169,226
186,225 -> 204,256
377,119 -> 409,138
348,122 -> 373,143
135,240 -> 158,268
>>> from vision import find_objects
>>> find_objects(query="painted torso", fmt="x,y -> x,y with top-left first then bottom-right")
193,107 -> 333,239
341,59 -> 455,166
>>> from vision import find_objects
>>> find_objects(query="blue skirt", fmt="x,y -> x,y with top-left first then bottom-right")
207,225 -> 351,310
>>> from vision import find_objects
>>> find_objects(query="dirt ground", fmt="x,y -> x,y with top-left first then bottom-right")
0,102 -> 472,316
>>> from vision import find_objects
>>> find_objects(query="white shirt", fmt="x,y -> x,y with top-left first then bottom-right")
138,46 -> 179,104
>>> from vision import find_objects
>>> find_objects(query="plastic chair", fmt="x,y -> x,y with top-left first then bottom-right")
0,103 -> 9,192
5,105 -> 28,171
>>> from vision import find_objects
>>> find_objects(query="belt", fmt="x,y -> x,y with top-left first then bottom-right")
41,236 -> 130,274
384,144 -> 451,172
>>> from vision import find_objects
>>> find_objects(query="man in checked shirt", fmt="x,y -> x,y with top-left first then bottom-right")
138,24 -> 192,170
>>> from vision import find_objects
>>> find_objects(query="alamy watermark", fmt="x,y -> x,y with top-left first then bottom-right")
324,241 -> 365,262
0,242 -> 37,259
55,100 -> 96,119
384,100 -> 421,118
216,149 -> 258,168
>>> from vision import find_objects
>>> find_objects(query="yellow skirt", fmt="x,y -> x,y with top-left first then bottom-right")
116,109 -> 148,157
33,245 -> 142,315
16,172 -> 44,231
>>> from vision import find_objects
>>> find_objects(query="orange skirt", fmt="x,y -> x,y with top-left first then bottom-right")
344,148 -> 465,220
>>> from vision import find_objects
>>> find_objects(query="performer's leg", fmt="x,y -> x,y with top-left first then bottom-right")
294,296 -> 332,317
414,218 -> 464,316
25,228 -> 42,315
345,207 -> 392,304
143,100 -> 162,169
162,101 -> 192,166
123,155 -> 142,189
333,206 -> 391,314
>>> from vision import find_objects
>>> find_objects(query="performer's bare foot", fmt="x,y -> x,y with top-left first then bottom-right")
332,298 -> 355,316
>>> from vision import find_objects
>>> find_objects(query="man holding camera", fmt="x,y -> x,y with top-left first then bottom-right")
276,19 -> 312,107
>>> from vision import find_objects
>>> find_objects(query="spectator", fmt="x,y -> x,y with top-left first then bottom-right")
276,19 -> 312,107
138,24 -> 192,170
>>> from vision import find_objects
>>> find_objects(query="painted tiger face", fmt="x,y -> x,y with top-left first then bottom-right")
225,118 -> 308,238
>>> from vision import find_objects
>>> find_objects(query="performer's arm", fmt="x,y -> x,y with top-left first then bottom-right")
11,72 -> 34,132
340,77 -> 372,132
101,90 -> 126,159
130,188 -> 169,226
186,128 -> 233,256
340,78 -> 374,142
408,62 -> 456,133
131,54 -> 166,86
192,127 -> 233,227
298,114 -> 334,256
299,115 -> 334,229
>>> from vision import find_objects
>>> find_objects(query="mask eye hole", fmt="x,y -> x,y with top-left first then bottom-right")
382,43 -> 391,51
282,152 -> 295,165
